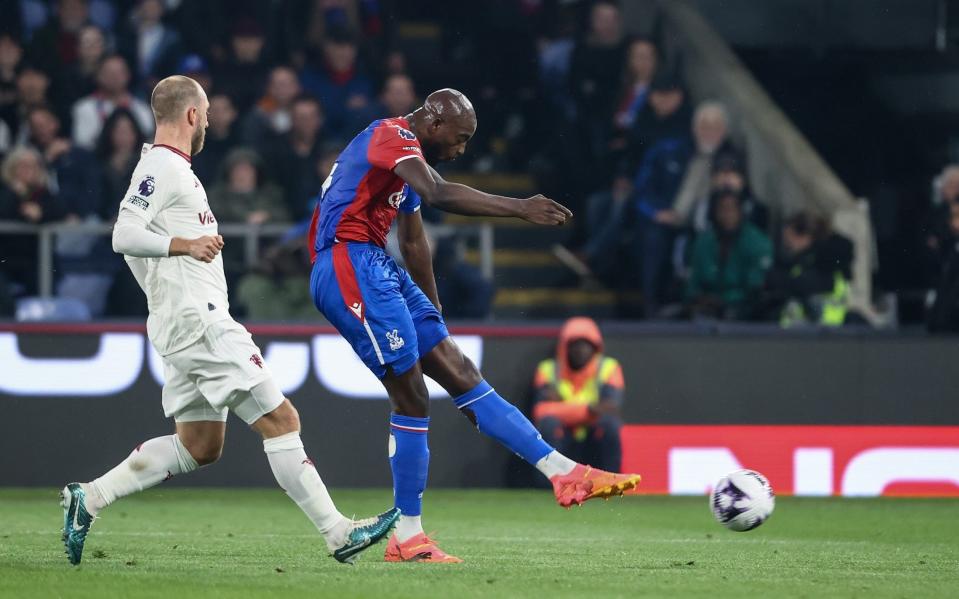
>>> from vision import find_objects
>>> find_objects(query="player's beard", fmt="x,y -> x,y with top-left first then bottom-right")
190,124 -> 206,156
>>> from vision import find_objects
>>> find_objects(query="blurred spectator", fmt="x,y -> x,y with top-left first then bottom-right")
95,108 -> 144,209
176,53 -> 212,94
13,66 -> 50,140
375,73 -> 416,118
267,95 -> 324,217
685,190 -> 772,320
25,104 -> 102,217
927,202 -> 959,332
618,73 -> 691,176
0,34 -> 23,147
611,38 -> 657,138
685,149 -> 768,233
298,28 -> 373,138
763,212 -> 853,327
241,65 -> 301,145
0,146 -> 66,295
56,24 -> 107,110
667,101 -> 731,228
533,317 -> 625,473
569,0 -> 625,125
71,55 -> 153,149
236,237 -> 317,320
433,235 -> 494,319
117,0 -> 183,92
27,0 -> 90,74
212,18 -> 270,114
208,148 -> 289,224
921,164 -> 959,285
192,93 -> 238,185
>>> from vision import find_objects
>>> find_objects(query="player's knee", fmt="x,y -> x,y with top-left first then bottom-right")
185,439 -> 223,466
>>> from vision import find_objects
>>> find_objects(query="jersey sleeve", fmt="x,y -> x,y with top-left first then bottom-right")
367,122 -> 424,170
400,185 -> 422,213
118,169 -> 171,224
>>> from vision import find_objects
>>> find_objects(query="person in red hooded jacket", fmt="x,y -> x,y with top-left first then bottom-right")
532,317 -> 626,473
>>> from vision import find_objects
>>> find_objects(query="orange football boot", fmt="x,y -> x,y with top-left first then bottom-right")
384,532 -> 463,563
550,464 -> 642,507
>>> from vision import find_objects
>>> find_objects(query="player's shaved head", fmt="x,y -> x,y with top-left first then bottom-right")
151,75 -> 203,124
408,88 -> 477,163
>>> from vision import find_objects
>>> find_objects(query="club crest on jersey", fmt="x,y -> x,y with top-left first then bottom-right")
387,189 -> 407,209
137,175 -> 156,197
396,127 -> 416,141
386,329 -> 405,351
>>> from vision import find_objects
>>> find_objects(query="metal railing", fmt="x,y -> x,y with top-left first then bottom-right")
0,220 -> 494,297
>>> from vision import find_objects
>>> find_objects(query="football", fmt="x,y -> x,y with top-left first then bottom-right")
711,469 -> 775,531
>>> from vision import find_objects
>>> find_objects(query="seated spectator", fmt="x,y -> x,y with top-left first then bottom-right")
117,0 -> 182,92
298,28 -> 374,139
921,164 -> 959,286
176,54 -> 212,94
192,93 -> 238,185
212,18 -> 270,114
763,212 -> 853,327
13,66 -> 51,141
689,149 -> 768,232
685,190 -> 772,320
71,55 -> 154,149
666,101 -> 731,229
533,317 -> 625,473
236,237 -> 315,320
56,24 -> 107,110
927,202 -> 959,332
208,148 -> 289,224
375,73 -> 417,118
0,146 -> 66,295
27,0 -> 91,74
240,65 -> 301,145
266,95 -> 324,217
25,105 -> 102,217
96,108 -> 144,209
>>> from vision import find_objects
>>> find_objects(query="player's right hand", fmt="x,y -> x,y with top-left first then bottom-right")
188,235 -> 224,263
520,195 -> 573,226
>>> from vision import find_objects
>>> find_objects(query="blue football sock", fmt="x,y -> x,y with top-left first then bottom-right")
454,380 -> 553,465
389,414 -> 430,517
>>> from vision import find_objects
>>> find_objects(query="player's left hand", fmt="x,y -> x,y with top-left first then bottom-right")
520,195 -> 573,226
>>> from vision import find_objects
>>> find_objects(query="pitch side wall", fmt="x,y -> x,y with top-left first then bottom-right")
1,323 -> 957,494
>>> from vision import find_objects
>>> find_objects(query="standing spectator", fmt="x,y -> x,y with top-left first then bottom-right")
685,191 -> 773,320
192,93 -> 238,186
763,212 -> 853,327
0,34 -> 23,147
298,28 -> 373,139
212,18 -> 270,114
612,38 -> 658,137
27,0 -> 91,74
267,95 -> 324,217
117,0 -> 183,92
56,24 -> 107,110
208,148 -> 289,224
71,55 -> 153,149
95,108 -> 144,209
25,105 -> 102,217
0,146 -> 66,295
240,65 -> 301,145
375,73 -> 417,118
533,317 -> 625,473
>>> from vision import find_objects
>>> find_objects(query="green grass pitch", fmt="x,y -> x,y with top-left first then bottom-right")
1,488 -> 957,598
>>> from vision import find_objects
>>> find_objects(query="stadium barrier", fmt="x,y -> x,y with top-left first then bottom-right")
1,322 -> 957,496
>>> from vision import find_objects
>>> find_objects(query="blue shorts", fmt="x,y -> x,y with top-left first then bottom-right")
310,242 -> 449,378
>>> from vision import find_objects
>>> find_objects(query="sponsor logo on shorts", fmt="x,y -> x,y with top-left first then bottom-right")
386,330 -> 405,351
138,175 -> 156,196
249,354 -> 264,368
127,195 -> 150,210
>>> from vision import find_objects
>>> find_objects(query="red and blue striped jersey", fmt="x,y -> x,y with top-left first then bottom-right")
308,117 -> 423,260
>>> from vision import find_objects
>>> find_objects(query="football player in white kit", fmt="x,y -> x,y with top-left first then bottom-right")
60,76 -> 398,566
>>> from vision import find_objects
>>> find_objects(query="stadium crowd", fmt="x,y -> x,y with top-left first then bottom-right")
0,0 -> 934,327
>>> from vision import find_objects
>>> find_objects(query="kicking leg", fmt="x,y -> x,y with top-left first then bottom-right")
421,338 -> 641,506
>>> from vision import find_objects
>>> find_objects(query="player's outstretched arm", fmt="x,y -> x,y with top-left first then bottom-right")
397,210 -> 441,311
394,158 -> 572,226
113,209 -> 224,262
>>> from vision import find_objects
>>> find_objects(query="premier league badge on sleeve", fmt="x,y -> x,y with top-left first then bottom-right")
138,175 -> 156,197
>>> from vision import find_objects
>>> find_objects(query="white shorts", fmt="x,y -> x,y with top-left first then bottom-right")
160,319 -> 284,424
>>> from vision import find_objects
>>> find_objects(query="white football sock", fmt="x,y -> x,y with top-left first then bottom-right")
395,515 -> 423,543
85,434 -> 198,515
263,432 -> 349,551
535,450 -> 577,479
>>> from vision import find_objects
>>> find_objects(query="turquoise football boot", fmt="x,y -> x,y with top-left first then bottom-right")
331,507 -> 401,564
60,483 -> 95,565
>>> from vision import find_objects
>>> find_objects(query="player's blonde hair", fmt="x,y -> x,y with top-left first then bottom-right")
151,76 -> 203,124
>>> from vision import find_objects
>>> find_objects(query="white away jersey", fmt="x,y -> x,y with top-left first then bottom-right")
119,144 -> 230,355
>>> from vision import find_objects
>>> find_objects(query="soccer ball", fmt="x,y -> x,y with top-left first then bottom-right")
710,469 -> 775,531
